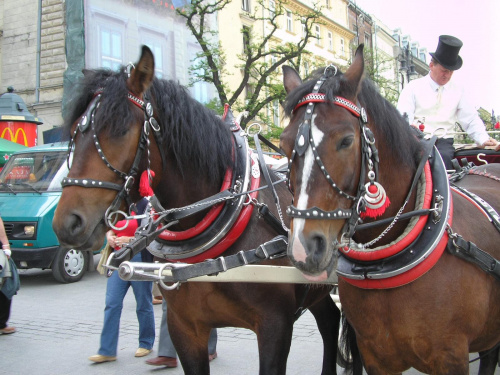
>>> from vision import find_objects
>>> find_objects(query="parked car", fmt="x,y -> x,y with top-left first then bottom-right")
0,142 -> 97,283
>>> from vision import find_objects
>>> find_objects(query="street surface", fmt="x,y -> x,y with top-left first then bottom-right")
0,255 -> 496,374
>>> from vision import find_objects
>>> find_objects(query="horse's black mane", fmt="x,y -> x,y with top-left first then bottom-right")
283,68 -> 423,169
64,67 -> 232,184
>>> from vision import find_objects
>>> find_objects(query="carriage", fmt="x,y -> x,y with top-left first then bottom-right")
52,45 -> 500,374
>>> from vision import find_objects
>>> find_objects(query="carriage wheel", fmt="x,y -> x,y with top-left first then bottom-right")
51,247 -> 88,283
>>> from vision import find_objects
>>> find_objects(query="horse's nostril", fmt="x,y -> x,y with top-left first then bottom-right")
67,212 -> 85,237
308,234 -> 327,255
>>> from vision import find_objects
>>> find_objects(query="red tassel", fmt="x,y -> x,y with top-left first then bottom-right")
139,170 -> 155,197
360,182 -> 390,219
360,196 -> 391,219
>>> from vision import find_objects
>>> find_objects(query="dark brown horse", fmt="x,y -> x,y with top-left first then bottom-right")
280,45 -> 500,374
52,46 -> 360,375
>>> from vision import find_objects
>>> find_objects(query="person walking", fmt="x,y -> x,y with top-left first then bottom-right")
397,34 -> 499,169
89,198 -> 155,363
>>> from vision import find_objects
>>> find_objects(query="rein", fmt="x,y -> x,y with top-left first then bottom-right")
62,80 -> 163,228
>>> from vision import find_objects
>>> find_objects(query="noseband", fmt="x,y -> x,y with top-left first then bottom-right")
62,82 -> 162,228
286,65 -> 381,238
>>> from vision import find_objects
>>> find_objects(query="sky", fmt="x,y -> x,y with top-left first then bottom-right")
352,0 -> 500,119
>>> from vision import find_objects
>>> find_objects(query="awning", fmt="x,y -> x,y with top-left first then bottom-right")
0,137 -> 27,166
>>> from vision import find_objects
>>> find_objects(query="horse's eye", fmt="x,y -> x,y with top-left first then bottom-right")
339,136 -> 353,149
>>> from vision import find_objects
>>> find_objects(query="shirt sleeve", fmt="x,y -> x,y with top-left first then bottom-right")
456,91 -> 489,145
396,84 -> 416,125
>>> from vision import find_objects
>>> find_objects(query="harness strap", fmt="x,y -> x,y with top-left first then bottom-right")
254,133 -> 288,234
61,178 -> 123,191
168,235 -> 288,281
357,137 -> 437,232
448,235 -> 500,281
150,190 -> 235,222
257,134 -> 286,157
450,184 -> 500,232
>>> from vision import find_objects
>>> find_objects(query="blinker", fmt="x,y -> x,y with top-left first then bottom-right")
295,121 -> 310,157
78,94 -> 101,133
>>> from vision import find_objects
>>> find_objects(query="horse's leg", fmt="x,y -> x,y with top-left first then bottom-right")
478,346 -> 500,375
255,311 -> 294,375
167,308 -> 211,375
308,295 -> 340,375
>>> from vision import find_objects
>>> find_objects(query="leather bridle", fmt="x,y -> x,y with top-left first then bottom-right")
62,88 -> 163,229
285,65 -> 381,238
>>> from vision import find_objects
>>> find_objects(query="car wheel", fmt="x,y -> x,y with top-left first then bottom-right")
52,247 -> 88,283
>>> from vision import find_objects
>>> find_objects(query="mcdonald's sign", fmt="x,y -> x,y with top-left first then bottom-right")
0,122 -> 37,147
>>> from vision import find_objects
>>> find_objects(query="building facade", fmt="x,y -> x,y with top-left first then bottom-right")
0,0 -> 430,145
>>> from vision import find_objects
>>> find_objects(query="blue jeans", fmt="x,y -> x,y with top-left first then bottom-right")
98,252 -> 155,356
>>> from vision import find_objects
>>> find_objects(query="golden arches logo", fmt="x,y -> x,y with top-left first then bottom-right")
1,128 -> 28,146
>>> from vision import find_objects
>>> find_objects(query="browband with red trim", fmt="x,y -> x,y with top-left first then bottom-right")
293,93 -> 361,118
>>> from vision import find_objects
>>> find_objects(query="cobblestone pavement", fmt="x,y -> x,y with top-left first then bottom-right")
0,257 -> 493,374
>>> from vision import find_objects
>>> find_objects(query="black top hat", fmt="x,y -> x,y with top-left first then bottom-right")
429,35 -> 463,70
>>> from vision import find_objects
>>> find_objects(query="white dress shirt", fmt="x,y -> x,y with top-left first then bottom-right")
397,74 -> 489,145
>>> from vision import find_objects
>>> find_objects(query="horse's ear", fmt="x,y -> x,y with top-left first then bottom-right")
128,45 -> 155,95
283,65 -> 302,94
342,44 -> 364,97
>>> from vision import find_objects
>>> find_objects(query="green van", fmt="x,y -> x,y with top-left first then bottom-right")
0,142 -> 95,283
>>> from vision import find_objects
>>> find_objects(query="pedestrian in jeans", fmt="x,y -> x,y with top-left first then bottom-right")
89,198 -> 155,363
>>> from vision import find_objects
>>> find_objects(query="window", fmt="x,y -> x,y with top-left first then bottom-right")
340,38 -> 345,56
189,48 -> 209,104
269,0 -> 275,18
272,100 -> 280,126
141,28 -> 169,79
364,33 -> 371,49
243,26 -> 251,54
100,27 -> 123,70
301,17 -> 306,38
242,0 -> 249,12
315,25 -> 321,44
327,31 -> 333,51
325,0 -> 331,9
304,61 -> 309,76
286,10 -> 293,32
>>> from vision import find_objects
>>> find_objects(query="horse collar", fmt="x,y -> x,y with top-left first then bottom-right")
337,147 -> 452,289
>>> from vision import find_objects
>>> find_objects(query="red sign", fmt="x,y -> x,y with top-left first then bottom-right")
0,122 -> 37,147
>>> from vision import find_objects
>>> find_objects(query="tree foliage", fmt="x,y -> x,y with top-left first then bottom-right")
176,0 -> 324,130
360,47 -> 399,105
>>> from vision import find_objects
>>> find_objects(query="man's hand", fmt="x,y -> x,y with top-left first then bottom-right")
480,138 -> 499,149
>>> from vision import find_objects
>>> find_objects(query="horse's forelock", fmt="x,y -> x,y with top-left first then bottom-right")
63,68 -> 132,138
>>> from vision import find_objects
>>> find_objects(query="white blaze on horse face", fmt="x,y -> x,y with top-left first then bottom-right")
291,114 -> 324,262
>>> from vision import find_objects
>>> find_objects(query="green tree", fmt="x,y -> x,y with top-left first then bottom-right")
176,0 -> 323,131
360,47 -> 399,105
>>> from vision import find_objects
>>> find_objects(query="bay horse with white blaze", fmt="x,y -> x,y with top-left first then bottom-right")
280,44 -> 500,374
52,46 -> 361,374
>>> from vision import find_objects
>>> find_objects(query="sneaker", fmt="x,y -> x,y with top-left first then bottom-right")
88,354 -> 117,363
0,326 -> 16,335
135,348 -> 152,357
